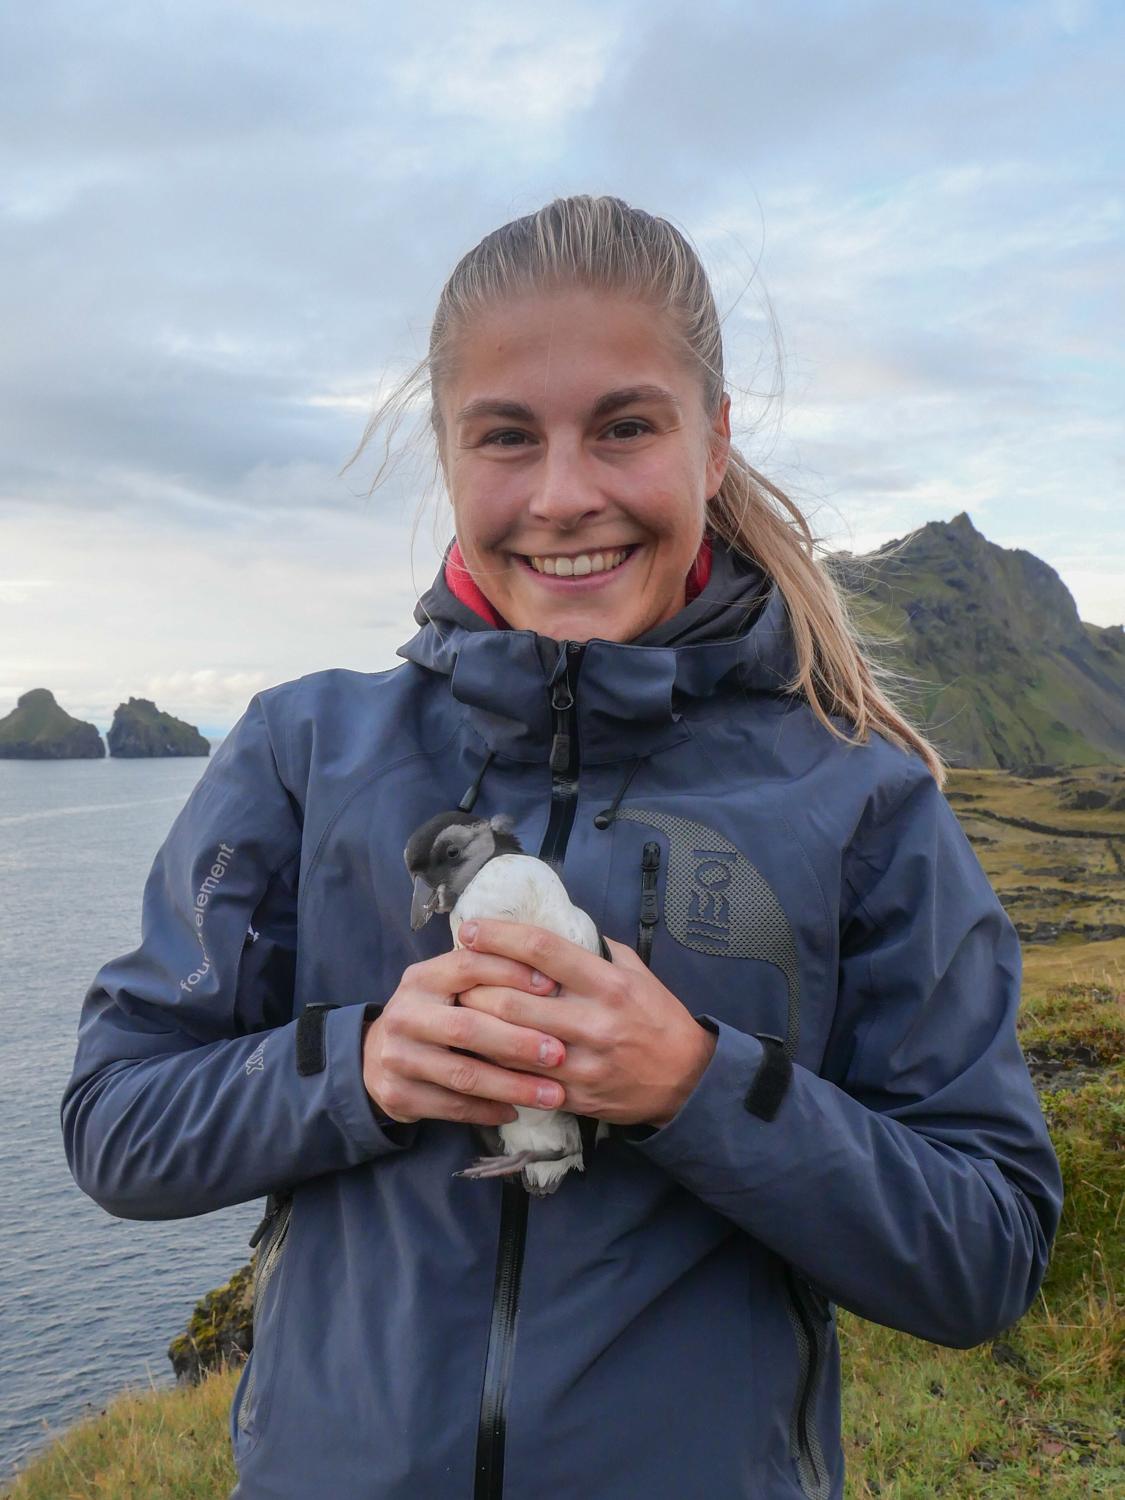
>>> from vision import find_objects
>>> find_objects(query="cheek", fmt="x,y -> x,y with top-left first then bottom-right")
451,477 -> 521,552
628,460 -> 706,538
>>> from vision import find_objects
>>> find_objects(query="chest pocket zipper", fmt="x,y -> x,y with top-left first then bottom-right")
637,841 -> 661,966
237,1193 -> 294,1435
783,1267 -> 833,1500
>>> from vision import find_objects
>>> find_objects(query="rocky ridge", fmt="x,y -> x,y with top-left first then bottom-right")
840,512 -> 1125,770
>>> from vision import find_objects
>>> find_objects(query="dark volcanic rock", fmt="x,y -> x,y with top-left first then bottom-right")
108,697 -> 209,758
1055,769 -> 1125,813
0,688 -> 105,759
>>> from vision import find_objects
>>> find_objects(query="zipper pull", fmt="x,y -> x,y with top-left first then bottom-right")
548,642 -> 581,774
637,841 -> 661,966
639,842 -> 661,923
549,730 -> 570,775
548,677 -> 573,773
248,1192 -> 282,1250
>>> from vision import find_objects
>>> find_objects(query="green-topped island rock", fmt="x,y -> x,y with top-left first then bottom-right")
108,697 -> 210,758
0,688 -> 105,759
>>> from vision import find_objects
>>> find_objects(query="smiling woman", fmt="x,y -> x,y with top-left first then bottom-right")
436,287 -> 730,644
345,195 -> 943,775
62,194 -> 1062,1500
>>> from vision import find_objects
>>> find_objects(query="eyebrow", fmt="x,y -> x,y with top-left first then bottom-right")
455,385 -> 682,425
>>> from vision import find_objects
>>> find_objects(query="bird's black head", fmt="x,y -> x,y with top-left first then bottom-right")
403,810 -> 523,930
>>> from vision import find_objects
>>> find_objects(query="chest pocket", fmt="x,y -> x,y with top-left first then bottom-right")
612,806 -> 800,1059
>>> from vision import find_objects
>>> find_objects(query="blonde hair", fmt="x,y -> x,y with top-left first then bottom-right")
343,194 -> 945,785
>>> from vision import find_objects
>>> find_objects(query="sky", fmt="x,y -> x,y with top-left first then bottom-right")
2,0 -> 1122,737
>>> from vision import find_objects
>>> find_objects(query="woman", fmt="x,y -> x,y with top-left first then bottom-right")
62,195 -> 1062,1500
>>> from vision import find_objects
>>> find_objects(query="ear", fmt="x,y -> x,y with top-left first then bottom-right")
489,813 -> 515,836
705,392 -> 732,498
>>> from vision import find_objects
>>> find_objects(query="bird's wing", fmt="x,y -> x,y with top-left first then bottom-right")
452,855 -> 601,954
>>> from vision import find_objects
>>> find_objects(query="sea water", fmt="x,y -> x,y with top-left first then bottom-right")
0,755 -> 263,1479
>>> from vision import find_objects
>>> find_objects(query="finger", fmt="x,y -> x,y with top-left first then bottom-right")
396,1036 -> 567,1111
602,936 -> 644,969
426,994 -> 566,1070
457,920 -> 607,994
413,949 -> 558,1003
456,982 -> 593,1046
379,1077 -> 521,1128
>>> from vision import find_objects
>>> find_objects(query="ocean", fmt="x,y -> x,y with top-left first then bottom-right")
0,755 -> 261,1482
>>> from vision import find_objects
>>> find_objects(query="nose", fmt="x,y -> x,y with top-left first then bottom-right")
526,437 -> 607,532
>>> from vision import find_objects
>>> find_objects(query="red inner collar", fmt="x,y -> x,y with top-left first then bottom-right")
444,537 -> 714,631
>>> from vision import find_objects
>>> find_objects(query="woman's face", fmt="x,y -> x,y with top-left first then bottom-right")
437,287 -> 731,643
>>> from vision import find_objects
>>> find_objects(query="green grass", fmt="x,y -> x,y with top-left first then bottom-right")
2,1368 -> 239,1499
837,970 -> 1122,1495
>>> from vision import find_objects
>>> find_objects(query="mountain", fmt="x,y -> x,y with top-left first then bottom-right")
843,513 -> 1125,769
108,698 -> 210,758
0,688 -> 105,759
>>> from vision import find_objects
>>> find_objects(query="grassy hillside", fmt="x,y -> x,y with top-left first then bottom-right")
846,513 -> 1125,770
6,769 -> 1122,1497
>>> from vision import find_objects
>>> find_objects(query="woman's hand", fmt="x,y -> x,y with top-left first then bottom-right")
454,920 -> 717,1128
361,949 -> 569,1126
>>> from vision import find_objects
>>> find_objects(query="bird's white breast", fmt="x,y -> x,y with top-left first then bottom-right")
449,853 -> 609,1191
450,855 -> 600,953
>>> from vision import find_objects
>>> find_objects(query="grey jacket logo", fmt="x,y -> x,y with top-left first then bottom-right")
613,807 -> 800,1057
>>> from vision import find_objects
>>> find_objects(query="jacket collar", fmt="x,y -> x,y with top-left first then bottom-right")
396,534 -> 797,764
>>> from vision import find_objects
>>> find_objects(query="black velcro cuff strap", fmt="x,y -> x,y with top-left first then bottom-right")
296,1002 -> 340,1077
743,1033 -> 792,1122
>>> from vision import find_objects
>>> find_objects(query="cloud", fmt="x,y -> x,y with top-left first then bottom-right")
0,0 -> 1120,722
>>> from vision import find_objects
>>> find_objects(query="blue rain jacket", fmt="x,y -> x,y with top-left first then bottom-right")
61,541 -> 1062,1499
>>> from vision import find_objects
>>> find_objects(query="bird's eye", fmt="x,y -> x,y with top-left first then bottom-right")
439,844 -> 461,862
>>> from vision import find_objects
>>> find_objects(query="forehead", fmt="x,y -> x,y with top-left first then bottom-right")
440,287 -> 692,409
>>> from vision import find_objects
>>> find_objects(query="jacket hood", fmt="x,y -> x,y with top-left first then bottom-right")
396,533 -> 799,763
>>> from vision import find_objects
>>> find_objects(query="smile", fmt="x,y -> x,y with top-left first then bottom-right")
518,545 -> 639,579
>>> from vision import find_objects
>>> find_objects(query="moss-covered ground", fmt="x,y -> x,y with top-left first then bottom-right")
5,768 -> 1122,1497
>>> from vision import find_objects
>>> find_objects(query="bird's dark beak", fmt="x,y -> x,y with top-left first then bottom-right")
410,874 -> 441,931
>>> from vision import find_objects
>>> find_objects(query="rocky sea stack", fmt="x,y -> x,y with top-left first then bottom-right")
108,697 -> 210,758
0,688 -> 104,759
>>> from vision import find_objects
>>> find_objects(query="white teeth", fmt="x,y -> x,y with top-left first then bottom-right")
527,548 -> 630,577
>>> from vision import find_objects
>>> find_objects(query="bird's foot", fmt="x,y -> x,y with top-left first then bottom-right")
453,1146 -> 572,1181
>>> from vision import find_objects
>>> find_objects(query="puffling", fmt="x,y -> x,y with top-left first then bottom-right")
403,809 -> 610,1196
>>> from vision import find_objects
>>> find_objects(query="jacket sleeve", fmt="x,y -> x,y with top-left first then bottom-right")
60,692 -> 418,1223
620,755 -> 1063,1348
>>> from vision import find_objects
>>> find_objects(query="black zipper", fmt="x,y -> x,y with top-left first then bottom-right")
539,640 -> 584,874
786,1268 -> 829,1499
473,640 -> 585,1500
637,841 -> 661,966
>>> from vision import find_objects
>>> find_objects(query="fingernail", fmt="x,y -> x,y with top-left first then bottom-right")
460,921 -> 478,943
536,1083 -> 561,1107
531,969 -> 550,988
538,1040 -> 561,1065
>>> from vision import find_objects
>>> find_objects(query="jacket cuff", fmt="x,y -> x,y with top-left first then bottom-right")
323,1003 -> 420,1156
619,1016 -> 767,1152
